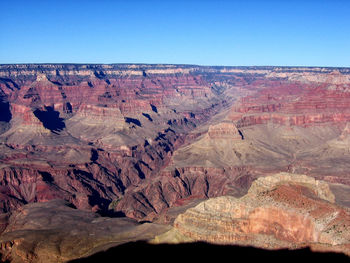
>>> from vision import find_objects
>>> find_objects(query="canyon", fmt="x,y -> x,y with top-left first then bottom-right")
0,64 -> 350,261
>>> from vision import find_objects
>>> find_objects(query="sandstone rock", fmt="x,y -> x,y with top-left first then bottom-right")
154,173 -> 350,256
207,121 -> 243,140
248,172 -> 335,203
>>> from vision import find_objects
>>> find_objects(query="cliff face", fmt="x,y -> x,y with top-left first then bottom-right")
1,64 -> 350,221
154,173 -> 350,255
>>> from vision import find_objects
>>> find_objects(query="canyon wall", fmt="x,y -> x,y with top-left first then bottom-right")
1,64 -> 350,220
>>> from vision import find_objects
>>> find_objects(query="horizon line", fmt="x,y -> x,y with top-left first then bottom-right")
0,63 -> 350,69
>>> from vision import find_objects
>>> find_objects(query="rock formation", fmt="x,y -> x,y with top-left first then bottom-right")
154,173 -> 350,256
2,64 -> 350,218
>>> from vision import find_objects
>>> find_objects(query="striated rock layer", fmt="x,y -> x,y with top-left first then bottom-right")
1,64 -> 350,221
154,173 -> 350,256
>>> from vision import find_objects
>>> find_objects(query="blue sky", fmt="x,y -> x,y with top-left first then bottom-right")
1,0 -> 349,67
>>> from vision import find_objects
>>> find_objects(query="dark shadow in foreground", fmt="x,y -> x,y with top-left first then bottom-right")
69,241 -> 349,263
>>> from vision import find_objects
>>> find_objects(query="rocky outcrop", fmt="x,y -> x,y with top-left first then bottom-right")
207,121 -> 243,140
248,173 -> 335,203
154,173 -> 350,255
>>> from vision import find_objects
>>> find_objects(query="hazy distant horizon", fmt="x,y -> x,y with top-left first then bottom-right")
1,63 -> 350,70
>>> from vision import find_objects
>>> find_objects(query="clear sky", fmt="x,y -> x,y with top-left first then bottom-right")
1,0 -> 349,67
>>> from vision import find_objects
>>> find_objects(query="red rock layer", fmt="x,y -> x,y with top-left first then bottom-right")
0,64 -> 232,218
231,80 -> 350,127
1,64 -> 350,221
165,174 -> 350,255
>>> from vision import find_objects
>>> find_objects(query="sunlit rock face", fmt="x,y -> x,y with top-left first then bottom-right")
155,173 -> 350,255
